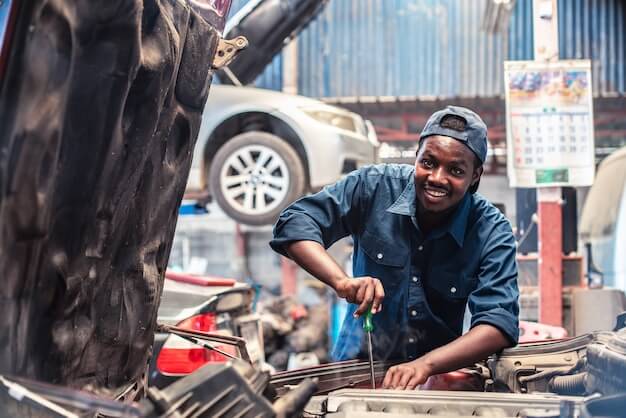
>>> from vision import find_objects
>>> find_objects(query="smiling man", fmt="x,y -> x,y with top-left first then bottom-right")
270,106 -> 519,390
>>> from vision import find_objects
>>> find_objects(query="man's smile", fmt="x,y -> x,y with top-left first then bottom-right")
423,184 -> 449,201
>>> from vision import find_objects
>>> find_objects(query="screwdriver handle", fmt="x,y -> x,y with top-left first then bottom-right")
363,307 -> 374,332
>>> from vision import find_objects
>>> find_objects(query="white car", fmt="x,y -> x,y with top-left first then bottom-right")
186,84 -> 379,225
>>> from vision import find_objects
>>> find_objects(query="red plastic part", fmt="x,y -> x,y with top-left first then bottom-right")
419,370 -> 485,391
177,313 -> 217,332
519,320 -> 568,343
165,270 -> 236,287
156,312 -> 237,375
156,347 -> 232,374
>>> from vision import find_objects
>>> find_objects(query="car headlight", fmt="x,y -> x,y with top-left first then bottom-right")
301,108 -> 358,133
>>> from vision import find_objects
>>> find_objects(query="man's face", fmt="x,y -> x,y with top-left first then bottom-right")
414,135 -> 482,214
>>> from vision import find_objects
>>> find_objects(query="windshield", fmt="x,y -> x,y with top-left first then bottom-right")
579,150 -> 626,240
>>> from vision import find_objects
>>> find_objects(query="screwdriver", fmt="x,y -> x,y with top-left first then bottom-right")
363,306 -> 375,389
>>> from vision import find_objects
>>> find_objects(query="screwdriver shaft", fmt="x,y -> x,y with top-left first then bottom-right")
367,330 -> 375,389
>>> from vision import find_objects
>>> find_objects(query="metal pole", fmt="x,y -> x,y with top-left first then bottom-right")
281,256 -> 298,296
282,38 -> 298,95
533,0 -> 563,326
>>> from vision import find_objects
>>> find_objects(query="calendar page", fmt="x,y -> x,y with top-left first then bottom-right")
504,60 -> 595,188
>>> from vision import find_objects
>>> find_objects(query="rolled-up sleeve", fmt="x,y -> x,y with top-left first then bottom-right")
270,169 -> 366,257
468,220 -> 520,346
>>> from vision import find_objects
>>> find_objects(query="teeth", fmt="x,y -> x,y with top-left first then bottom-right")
426,189 -> 447,197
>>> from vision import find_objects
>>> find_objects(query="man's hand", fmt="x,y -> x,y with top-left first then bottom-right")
382,324 -> 512,390
335,276 -> 384,317
382,358 -> 433,390
284,241 -> 384,317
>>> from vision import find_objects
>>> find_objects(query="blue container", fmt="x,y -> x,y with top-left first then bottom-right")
330,296 -> 348,348
0,0 -> 12,50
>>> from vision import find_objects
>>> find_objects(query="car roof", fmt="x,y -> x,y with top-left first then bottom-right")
208,84 -> 357,115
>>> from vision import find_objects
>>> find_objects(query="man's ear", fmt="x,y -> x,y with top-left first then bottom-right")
471,166 -> 483,187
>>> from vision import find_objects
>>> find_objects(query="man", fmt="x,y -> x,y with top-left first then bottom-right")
270,106 -> 519,390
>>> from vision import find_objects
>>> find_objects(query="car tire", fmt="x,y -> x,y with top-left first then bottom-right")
209,131 -> 306,225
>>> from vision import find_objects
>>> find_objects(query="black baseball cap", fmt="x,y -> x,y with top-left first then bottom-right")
419,105 -> 488,163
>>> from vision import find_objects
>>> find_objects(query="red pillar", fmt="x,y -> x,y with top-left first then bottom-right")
538,192 -> 563,326
234,224 -> 246,258
532,0 -> 563,327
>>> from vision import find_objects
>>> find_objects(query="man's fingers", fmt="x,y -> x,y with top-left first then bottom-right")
406,375 -> 424,390
354,280 -> 374,317
372,279 -> 385,313
363,281 -> 375,306
384,361 -> 430,390
355,281 -> 366,303
390,366 -> 405,389
382,367 -> 395,389
353,288 -> 366,317
345,277 -> 384,317
383,366 -> 416,390
345,284 -> 357,303
354,294 -> 370,317
396,369 -> 415,390
342,280 -> 358,303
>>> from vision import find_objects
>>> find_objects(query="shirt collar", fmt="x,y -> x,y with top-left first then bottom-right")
385,172 -> 417,217
385,172 -> 471,247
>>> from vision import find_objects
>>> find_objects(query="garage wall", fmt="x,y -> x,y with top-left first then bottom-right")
298,0 -> 507,98
557,0 -> 626,97
226,0 -> 626,99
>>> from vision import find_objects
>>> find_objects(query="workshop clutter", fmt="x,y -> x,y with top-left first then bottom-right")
259,296 -> 331,371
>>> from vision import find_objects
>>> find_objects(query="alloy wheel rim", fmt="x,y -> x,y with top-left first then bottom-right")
220,144 -> 290,216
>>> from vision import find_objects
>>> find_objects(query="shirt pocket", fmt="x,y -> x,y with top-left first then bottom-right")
427,271 -> 477,301
360,229 -> 407,268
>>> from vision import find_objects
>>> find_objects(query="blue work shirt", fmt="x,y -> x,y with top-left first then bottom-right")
270,164 -> 519,362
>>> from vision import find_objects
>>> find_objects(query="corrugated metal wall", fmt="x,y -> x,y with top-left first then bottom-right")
557,0 -> 625,97
508,0 -> 626,96
227,0 -> 625,98
297,0 -> 506,98
508,0 -> 534,61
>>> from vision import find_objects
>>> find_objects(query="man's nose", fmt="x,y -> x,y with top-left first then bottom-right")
429,166 -> 446,183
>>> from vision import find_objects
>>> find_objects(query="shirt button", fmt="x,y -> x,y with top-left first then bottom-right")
450,286 -> 457,294
411,310 -> 417,317
377,253 -> 383,259
408,337 -> 416,343
412,276 -> 418,283
418,245 -> 423,251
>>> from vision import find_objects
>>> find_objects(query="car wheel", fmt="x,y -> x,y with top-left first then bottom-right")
209,131 -> 306,225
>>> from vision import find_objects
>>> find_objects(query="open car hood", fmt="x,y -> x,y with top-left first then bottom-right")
217,0 -> 329,85
0,0 -> 226,393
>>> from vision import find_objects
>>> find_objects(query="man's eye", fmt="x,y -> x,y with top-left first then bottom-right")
422,159 -> 433,168
451,167 -> 465,176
